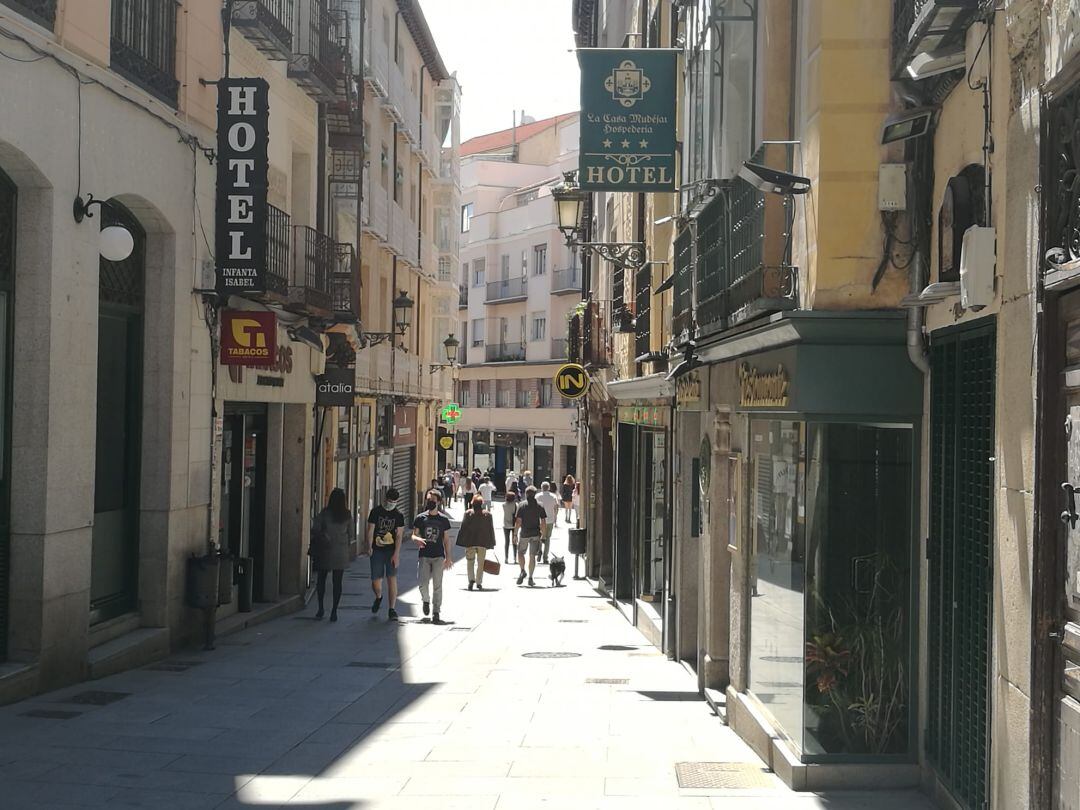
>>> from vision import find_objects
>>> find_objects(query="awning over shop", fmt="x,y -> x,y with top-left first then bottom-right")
607,373 -> 673,402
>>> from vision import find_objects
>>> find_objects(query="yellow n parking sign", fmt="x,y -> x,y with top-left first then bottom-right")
554,363 -> 590,400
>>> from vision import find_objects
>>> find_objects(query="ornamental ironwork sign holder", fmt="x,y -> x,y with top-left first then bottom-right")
568,240 -> 648,272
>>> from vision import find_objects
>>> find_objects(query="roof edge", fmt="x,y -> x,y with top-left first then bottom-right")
397,0 -> 449,82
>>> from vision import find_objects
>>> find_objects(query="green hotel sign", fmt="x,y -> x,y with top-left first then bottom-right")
579,48 -> 678,193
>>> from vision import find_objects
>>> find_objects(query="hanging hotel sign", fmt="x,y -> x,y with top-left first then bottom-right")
738,363 -> 790,408
220,310 -> 276,366
215,77 -> 270,293
579,48 -> 678,193
554,363 -> 590,399
315,367 -> 355,406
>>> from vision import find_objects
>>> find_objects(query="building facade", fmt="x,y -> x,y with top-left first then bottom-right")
454,113 -> 582,487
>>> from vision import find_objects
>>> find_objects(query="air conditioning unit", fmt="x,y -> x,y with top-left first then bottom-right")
960,225 -> 995,311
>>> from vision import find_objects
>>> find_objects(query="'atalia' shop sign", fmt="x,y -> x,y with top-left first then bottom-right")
216,78 -> 270,293
579,49 -> 678,193
315,367 -> 355,406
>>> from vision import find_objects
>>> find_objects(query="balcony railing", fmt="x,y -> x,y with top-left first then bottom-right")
266,203 -> 291,296
290,225 -> 334,313
890,0 -> 980,82
110,0 -> 179,106
459,283 -> 469,308
289,0 -> 344,101
331,242 -> 358,317
1,0 -> 57,29
551,267 -> 582,295
485,276 -> 528,303
326,6 -> 362,149
231,0 -> 293,59
485,342 -> 526,363
672,177 -> 797,344
551,338 -> 568,359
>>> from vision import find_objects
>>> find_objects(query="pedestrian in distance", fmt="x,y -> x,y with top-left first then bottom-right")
502,490 -> 519,559
462,475 -> 477,504
479,476 -> 496,508
572,479 -> 581,523
521,469 -> 534,489
364,487 -> 405,620
412,490 -> 453,624
452,468 -> 462,502
505,470 -> 518,494
310,488 -> 355,622
536,481 -> 560,564
515,486 -> 547,587
561,475 -> 576,523
456,494 -> 497,591
442,471 -> 455,506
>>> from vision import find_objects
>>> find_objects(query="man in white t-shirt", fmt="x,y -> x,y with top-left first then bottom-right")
478,477 -> 496,508
535,481 -> 560,564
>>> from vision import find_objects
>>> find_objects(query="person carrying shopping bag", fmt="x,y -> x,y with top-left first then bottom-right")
456,494 -> 498,590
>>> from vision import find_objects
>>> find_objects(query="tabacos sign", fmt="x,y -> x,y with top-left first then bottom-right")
216,78 -> 270,293
579,49 -> 678,193
220,310 -> 276,366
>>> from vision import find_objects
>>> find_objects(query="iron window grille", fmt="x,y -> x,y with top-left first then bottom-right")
0,0 -> 56,29
331,242 -> 357,315
266,204 -> 291,296
110,0 -> 180,107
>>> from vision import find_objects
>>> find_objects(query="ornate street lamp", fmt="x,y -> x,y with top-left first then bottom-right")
550,171 -> 647,271
429,333 -> 460,373
73,193 -> 135,262
358,289 -> 415,348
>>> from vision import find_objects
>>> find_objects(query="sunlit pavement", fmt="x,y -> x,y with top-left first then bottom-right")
0,500 -> 935,809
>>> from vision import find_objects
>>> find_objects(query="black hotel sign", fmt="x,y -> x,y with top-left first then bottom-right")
216,78 -> 270,293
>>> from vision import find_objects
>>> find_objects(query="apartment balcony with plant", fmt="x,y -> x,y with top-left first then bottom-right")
110,0 -> 179,106
231,0 -> 293,59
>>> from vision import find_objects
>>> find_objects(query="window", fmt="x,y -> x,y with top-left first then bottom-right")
470,318 -> 484,346
479,385 -> 492,407
539,380 -> 553,407
110,0 -> 179,106
500,254 -> 510,278
533,244 -> 547,275
497,386 -> 511,408
517,389 -> 532,408
438,257 -> 452,282
394,164 -> 403,203
472,258 -> 485,288
530,314 -> 546,342
521,250 -> 528,274
460,387 -> 471,407
461,202 -> 474,232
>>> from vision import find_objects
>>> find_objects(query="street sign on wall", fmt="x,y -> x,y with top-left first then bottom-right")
579,48 -> 678,193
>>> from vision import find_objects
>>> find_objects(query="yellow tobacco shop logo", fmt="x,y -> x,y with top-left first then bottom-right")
738,363 -> 789,408
232,318 -> 267,350
221,310 -> 275,365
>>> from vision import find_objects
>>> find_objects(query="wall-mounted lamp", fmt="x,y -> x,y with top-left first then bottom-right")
73,193 -> 135,262
551,171 -> 648,271
428,333 -> 460,373
358,289 -> 415,348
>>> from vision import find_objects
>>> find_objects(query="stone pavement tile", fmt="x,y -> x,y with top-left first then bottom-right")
356,721 -> 450,740
0,779 -> 122,808
83,719 -> 226,742
231,774 -> 313,804
0,758 -> 62,779
6,744 -> 181,771
493,799 -> 714,810
286,775 -> 409,802
298,796 -> 498,810
28,762 -> 250,796
99,786 -> 226,809
327,737 -> 441,767
164,752 -> 274,775
302,721 -> 374,747
399,774 -> 606,796
263,741 -> 357,776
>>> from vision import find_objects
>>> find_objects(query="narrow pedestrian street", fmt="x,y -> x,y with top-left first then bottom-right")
0,502 -> 931,810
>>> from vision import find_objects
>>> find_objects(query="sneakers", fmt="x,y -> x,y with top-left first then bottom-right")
517,571 -> 526,586
371,596 -> 382,614
388,608 -> 398,621
528,578 -> 535,587
432,613 -> 445,625
423,601 -> 431,616
468,581 -> 474,591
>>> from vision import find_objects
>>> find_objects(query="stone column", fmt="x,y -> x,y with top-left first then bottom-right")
278,404 -> 312,596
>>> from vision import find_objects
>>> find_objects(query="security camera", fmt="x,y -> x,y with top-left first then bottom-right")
881,107 -> 935,145
287,325 -> 326,353
737,162 -> 811,196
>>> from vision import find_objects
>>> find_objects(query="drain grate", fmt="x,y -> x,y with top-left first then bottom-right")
347,661 -> 398,669
21,709 -> 83,720
675,761 -> 777,789
522,652 -> 581,659
586,677 -> 629,685
60,690 -> 131,706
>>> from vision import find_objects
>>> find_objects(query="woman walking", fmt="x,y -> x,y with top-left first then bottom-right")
502,490 -> 519,559
462,474 -> 477,504
456,495 -> 497,591
310,488 -> 355,621
561,475 -> 576,523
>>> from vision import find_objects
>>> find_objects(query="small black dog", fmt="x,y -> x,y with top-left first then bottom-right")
548,555 -> 566,587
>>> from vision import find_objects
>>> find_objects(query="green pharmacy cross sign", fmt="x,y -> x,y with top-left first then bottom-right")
440,403 -> 462,424
579,48 -> 678,193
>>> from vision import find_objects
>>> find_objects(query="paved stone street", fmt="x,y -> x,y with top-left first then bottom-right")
0,503 -> 934,809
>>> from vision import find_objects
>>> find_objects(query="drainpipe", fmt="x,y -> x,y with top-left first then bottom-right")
907,255 -> 929,374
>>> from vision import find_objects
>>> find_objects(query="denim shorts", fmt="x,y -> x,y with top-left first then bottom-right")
370,545 -> 397,578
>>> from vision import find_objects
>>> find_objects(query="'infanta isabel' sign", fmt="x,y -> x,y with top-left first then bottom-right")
579,48 -> 678,193
216,78 -> 270,293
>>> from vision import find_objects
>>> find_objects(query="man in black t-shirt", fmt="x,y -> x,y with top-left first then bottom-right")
514,486 -> 548,587
412,490 -> 454,624
365,488 -> 405,620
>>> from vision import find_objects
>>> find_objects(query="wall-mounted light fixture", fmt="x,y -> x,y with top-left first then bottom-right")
428,333 -> 460,373
73,193 -> 135,262
551,171 -> 648,271
358,289 -> 414,348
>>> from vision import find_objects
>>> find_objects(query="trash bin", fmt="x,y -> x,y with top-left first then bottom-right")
185,553 -> 220,609
237,556 -> 254,613
217,554 -> 235,606
568,528 -> 587,556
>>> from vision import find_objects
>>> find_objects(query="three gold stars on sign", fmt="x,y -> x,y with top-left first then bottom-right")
602,139 -> 649,149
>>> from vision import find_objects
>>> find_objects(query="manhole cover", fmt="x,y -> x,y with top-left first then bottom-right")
598,644 -> 637,651
21,709 -> 82,720
675,762 -> 777,789
522,652 -> 581,659
346,661 -> 397,669
586,677 -> 629,684
760,655 -> 803,663
61,690 -> 131,706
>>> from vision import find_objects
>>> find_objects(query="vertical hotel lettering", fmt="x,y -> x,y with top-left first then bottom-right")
216,78 -> 270,293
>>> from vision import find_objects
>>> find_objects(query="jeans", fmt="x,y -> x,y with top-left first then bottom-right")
465,546 -> 488,586
418,557 -> 445,612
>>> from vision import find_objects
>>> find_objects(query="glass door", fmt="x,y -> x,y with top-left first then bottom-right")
638,429 -> 666,600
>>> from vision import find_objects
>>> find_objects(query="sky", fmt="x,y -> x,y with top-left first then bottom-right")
417,0 -> 580,142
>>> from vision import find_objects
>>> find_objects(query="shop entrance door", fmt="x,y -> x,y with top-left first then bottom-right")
91,203 -> 145,625
220,407 -> 268,600
0,169 -> 14,660
392,446 -> 416,520
563,445 -> 577,480
927,321 -> 995,810
614,424 -> 635,601
534,443 -> 553,486
637,430 -> 665,601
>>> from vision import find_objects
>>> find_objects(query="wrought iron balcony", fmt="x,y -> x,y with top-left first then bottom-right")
289,225 -> 334,314
326,4 -> 362,150
459,283 -> 469,308
265,203 -> 291,297
671,177 -> 797,344
288,0 -> 345,101
110,0 -> 179,107
485,342 -> 526,363
1,0 -> 56,29
551,338 -> 568,359
331,242 -> 358,317
551,267 -> 582,295
231,0 -> 293,60
891,0 -> 980,82
485,276 -> 528,304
